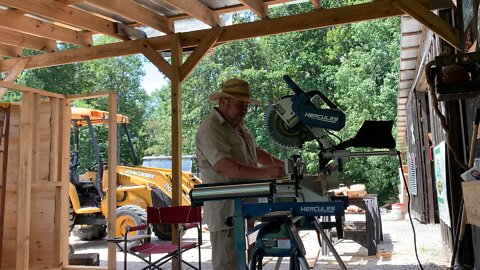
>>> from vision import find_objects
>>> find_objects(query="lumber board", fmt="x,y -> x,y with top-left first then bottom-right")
107,93 -> 117,269
161,0 -> 221,27
31,94 -> 40,184
0,82 -> 65,98
66,90 -> 115,101
56,99 -> 70,267
171,34 -> 183,208
16,92 -> 34,270
63,266 -> 108,270
49,98 -> 60,183
0,8 -> 92,47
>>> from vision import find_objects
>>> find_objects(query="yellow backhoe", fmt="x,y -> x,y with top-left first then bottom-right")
69,108 -> 201,240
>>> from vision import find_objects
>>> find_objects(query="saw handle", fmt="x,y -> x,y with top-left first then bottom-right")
282,75 -> 339,109
283,75 -> 304,96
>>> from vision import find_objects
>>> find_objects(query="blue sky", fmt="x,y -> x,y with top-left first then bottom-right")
141,61 -> 168,94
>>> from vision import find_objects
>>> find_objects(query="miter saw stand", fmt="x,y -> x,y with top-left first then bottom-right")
190,158 -> 349,270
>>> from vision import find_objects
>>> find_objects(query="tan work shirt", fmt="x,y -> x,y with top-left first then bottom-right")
195,108 -> 259,232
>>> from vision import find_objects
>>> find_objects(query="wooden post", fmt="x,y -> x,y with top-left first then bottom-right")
171,34 -> 183,208
55,99 -> 71,267
107,92 -> 118,269
16,92 -> 34,270
170,34 -> 183,270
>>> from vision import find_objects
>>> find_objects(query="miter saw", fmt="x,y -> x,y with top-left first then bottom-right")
265,75 -> 345,149
265,75 -> 397,168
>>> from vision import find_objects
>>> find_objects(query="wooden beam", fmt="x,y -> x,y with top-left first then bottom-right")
391,0 -> 460,49
169,0 -> 309,21
63,267 -> 108,270
161,0 -> 221,27
170,34 -> 182,269
49,98 -> 60,184
0,9 -> 92,47
55,0 -> 85,5
0,44 -> 22,58
139,41 -> 173,80
84,0 -> 173,34
66,90 -> 113,101
0,0 -> 454,71
310,0 -> 322,9
0,58 -> 29,98
179,28 -> 223,81
107,92 -> 117,269
238,0 -> 268,18
57,99 -> 71,270
0,0 -> 130,40
0,28 -> 56,52
0,82 -> 66,98
171,33 -> 182,208
16,91 -> 34,270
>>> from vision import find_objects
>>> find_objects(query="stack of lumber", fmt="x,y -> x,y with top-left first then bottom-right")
329,184 -> 367,198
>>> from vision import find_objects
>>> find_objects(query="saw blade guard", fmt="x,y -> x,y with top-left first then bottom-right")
283,75 -> 346,131
264,102 -> 315,148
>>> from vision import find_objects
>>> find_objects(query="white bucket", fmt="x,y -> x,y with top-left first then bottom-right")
391,209 -> 406,220
391,203 -> 406,220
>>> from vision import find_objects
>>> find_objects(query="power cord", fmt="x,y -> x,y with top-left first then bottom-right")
397,151 -> 424,270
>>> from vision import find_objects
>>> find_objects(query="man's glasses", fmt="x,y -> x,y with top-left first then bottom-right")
228,99 -> 249,110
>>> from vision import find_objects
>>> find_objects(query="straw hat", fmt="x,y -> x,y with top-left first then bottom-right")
209,78 -> 260,105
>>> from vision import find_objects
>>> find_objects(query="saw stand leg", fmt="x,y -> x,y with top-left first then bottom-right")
313,217 -> 347,270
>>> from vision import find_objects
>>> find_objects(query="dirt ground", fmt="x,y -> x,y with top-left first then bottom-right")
71,212 -> 450,269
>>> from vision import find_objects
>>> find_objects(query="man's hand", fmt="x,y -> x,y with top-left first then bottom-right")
213,157 -> 285,180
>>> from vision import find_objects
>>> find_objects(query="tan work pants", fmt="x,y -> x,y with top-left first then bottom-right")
210,229 -> 238,270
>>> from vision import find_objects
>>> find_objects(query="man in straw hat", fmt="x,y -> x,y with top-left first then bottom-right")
196,78 -> 285,269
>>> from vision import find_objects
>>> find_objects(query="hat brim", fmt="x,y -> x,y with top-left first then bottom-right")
209,92 -> 261,105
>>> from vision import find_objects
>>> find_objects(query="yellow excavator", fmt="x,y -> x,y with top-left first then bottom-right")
69,108 -> 201,240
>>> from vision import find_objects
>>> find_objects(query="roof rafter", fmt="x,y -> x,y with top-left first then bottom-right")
169,0 -> 298,21
0,9 -> 92,47
0,0 -> 131,40
54,0 -> 84,5
160,0 -> 221,27
83,0 -> 174,34
0,28 -> 57,52
238,0 -> 268,18
0,0 -> 454,72
0,44 -> 22,58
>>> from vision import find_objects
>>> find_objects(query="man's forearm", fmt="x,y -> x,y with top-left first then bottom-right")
257,148 -> 284,166
213,157 -> 282,179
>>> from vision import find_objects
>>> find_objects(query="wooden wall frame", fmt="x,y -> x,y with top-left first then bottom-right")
0,84 -> 117,270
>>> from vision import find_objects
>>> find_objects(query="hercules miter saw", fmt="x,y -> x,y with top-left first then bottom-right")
265,75 -> 397,171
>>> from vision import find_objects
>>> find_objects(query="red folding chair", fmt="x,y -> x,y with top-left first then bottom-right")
124,206 -> 202,270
